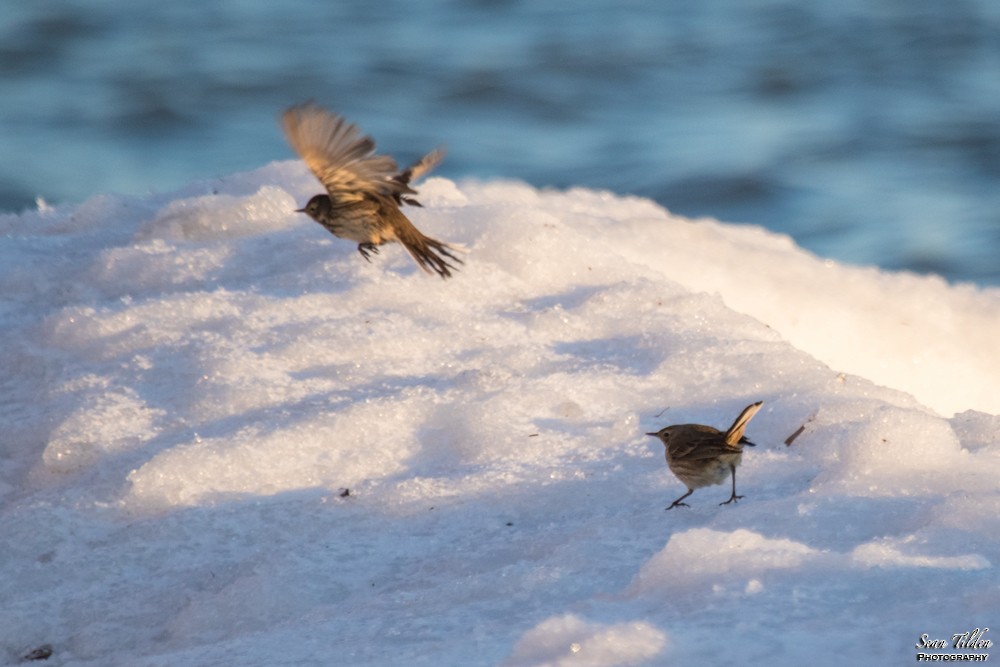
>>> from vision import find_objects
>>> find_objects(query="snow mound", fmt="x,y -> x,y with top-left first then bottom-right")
1,163 -> 998,665
629,528 -> 819,595
502,614 -> 667,667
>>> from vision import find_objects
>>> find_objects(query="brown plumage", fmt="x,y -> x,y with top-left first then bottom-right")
646,401 -> 763,509
281,103 -> 461,278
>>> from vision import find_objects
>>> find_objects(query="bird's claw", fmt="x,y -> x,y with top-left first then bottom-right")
719,494 -> 744,506
358,243 -> 380,262
666,501 -> 690,510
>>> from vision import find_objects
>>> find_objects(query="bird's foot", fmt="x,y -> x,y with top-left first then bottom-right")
358,243 -> 380,262
719,494 -> 744,506
666,501 -> 690,510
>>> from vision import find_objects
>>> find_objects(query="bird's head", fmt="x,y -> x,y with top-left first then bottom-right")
646,426 -> 675,445
296,194 -> 332,221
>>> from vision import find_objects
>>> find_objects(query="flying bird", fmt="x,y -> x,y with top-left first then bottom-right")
281,103 -> 461,278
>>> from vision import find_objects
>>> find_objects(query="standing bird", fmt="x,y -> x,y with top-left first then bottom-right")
281,103 -> 462,278
646,401 -> 763,509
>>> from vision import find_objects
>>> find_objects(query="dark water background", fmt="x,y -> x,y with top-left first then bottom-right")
3,0 -> 999,285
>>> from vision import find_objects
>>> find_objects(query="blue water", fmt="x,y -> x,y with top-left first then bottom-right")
3,0 -> 1000,285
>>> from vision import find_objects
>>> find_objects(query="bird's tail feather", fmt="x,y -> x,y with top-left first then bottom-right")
725,401 -> 763,446
393,212 -> 463,279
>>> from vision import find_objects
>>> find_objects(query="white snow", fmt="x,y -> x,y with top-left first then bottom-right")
1,162 -> 998,665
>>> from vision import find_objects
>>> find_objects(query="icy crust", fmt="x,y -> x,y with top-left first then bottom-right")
0,163 -> 998,665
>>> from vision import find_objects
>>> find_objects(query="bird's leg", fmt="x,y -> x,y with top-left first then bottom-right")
357,243 -> 380,262
719,465 -> 744,505
667,488 -> 694,510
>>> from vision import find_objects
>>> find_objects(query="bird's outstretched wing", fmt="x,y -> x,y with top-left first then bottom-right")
397,147 -> 445,186
394,147 -> 446,207
281,103 -> 406,203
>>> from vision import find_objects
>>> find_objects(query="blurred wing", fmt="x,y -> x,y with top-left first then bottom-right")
281,103 -> 403,202
398,147 -> 446,185
394,147 -> 446,207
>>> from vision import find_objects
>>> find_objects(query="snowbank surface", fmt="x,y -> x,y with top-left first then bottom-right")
2,163 -> 998,666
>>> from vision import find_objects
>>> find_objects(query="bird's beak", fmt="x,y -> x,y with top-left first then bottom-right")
294,207 -> 306,213
645,432 -> 659,437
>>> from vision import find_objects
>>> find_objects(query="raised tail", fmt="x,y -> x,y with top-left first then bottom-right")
724,401 -> 763,446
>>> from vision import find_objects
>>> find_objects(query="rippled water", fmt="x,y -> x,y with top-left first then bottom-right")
3,0 -> 999,284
